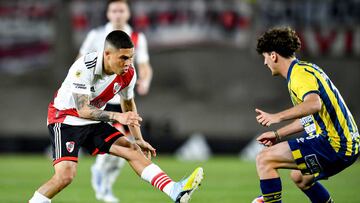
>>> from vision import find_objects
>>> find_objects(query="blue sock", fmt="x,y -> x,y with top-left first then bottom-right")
260,178 -> 282,203
302,182 -> 333,203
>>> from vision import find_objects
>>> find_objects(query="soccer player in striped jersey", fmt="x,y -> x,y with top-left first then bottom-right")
78,0 -> 153,202
29,30 -> 203,203
253,27 -> 359,203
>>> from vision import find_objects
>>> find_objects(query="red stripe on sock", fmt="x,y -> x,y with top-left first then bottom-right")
156,177 -> 170,189
159,179 -> 172,191
151,172 -> 166,186
151,172 -> 173,191
154,175 -> 167,187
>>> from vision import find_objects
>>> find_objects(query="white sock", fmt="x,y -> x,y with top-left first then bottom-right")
93,154 -> 109,170
141,164 -> 175,196
92,154 -> 125,195
163,181 -> 175,195
29,191 -> 51,203
106,157 -> 126,189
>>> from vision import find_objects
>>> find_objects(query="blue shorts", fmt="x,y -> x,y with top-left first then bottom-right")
288,134 -> 358,181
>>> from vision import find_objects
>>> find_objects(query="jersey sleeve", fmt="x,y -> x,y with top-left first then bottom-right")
135,33 -> 150,64
69,59 -> 92,95
119,71 -> 137,100
291,68 -> 320,101
79,30 -> 98,55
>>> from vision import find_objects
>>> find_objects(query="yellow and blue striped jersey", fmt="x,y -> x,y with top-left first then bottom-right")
287,59 -> 359,156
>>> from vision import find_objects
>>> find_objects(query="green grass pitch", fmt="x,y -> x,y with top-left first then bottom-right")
0,155 -> 359,203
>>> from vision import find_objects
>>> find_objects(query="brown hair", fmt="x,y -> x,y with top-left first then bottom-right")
256,27 -> 301,58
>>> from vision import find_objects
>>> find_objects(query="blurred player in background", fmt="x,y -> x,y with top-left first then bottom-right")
29,30 -> 203,203
78,0 -> 153,202
253,27 -> 359,203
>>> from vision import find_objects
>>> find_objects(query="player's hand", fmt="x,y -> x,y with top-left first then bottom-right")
256,131 -> 277,147
255,108 -> 281,127
135,139 -> 157,159
115,111 -> 142,127
136,79 -> 150,96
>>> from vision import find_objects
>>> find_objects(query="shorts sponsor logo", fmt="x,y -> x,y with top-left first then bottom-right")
304,154 -> 322,174
66,141 -> 75,153
113,82 -> 121,94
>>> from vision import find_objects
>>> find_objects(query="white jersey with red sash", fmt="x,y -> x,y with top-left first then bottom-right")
47,51 -> 136,126
79,23 -> 148,105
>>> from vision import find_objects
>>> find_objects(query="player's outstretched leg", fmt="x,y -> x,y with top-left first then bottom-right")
140,164 -> 204,203
110,137 -> 204,202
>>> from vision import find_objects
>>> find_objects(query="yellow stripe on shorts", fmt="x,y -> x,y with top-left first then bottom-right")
292,149 -> 303,160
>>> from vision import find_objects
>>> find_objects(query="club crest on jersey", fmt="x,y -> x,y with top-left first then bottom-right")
66,141 -> 75,153
113,82 -> 121,94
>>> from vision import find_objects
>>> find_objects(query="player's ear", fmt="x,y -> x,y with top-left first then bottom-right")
270,51 -> 277,62
104,50 -> 112,60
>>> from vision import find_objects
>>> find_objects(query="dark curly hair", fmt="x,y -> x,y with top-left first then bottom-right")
256,27 -> 301,58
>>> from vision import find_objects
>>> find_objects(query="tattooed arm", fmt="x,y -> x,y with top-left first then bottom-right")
73,93 -> 114,121
72,93 -> 141,126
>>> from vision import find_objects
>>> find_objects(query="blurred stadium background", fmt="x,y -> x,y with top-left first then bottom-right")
0,0 -> 359,202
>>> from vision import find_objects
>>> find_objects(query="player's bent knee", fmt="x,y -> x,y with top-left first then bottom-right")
53,171 -> 76,187
290,170 -> 303,185
256,149 -> 279,174
53,162 -> 77,187
290,170 -> 313,190
256,150 -> 271,167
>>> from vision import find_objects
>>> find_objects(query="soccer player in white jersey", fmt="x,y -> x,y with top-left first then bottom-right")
28,30 -> 203,203
78,0 -> 153,202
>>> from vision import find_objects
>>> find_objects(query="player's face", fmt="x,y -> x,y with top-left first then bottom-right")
262,52 -> 278,76
107,2 -> 130,27
105,48 -> 134,75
